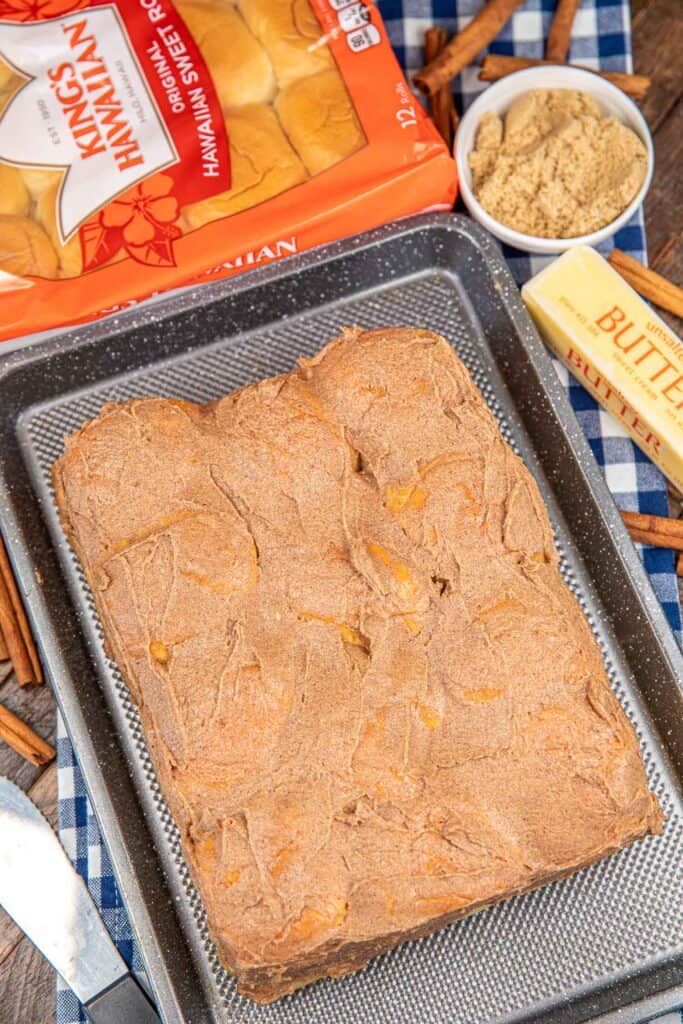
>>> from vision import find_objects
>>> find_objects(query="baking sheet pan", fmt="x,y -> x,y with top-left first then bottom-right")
0,214 -> 681,1024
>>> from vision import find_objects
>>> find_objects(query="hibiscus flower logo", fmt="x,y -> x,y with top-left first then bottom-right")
102,174 -> 179,246
81,173 -> 182,271
0,0 -> 88,21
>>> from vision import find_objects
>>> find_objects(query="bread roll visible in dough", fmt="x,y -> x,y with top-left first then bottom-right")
275,69 -> 364,175
238,0 -> 332,87
21,168 -> 62,201
0,215 -> 58,278
183,104 -> 307,228
35,184 -> 82,278
52,328 -> 663,1005
175,0 -> 275,108
0,164 -> 30,216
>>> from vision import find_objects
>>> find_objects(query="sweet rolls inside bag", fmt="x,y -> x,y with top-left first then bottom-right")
0,0 -> 456,340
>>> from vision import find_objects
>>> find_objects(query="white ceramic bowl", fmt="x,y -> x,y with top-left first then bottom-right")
454,65 -> 654,254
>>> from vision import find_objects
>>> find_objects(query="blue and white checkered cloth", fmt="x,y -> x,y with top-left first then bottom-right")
56,1 -> 682,1020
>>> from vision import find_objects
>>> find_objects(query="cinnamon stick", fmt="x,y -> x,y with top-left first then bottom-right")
676,552 -> 683,578
424,28 -> 459,148
0,537 -> 42,686
478,54 -> 651,101
0,569 -> 35,687
0,626 -> 8,662
608,249 -> 683,319
0,702 -> 55,766
545,0 -> 581,62
414,0 -> 526,96
621,510 -> 683,552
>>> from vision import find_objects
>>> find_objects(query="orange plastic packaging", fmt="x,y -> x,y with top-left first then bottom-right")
0,0 -> 456,343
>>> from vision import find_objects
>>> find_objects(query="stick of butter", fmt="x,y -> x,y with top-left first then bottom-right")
522,246 -> 683,493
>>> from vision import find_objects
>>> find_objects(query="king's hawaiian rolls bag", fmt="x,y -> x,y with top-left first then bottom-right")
0,0 -> 456,342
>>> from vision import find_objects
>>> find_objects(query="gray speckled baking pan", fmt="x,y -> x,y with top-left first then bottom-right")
0,213 -> 681,1024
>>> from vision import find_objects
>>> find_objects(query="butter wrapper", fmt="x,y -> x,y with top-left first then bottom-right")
522,246 -> 683,493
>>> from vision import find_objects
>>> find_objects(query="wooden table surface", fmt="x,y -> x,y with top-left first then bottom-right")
0,5 -> 681,1018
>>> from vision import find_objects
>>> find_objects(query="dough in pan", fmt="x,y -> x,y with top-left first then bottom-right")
53,327 -> 662,1004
